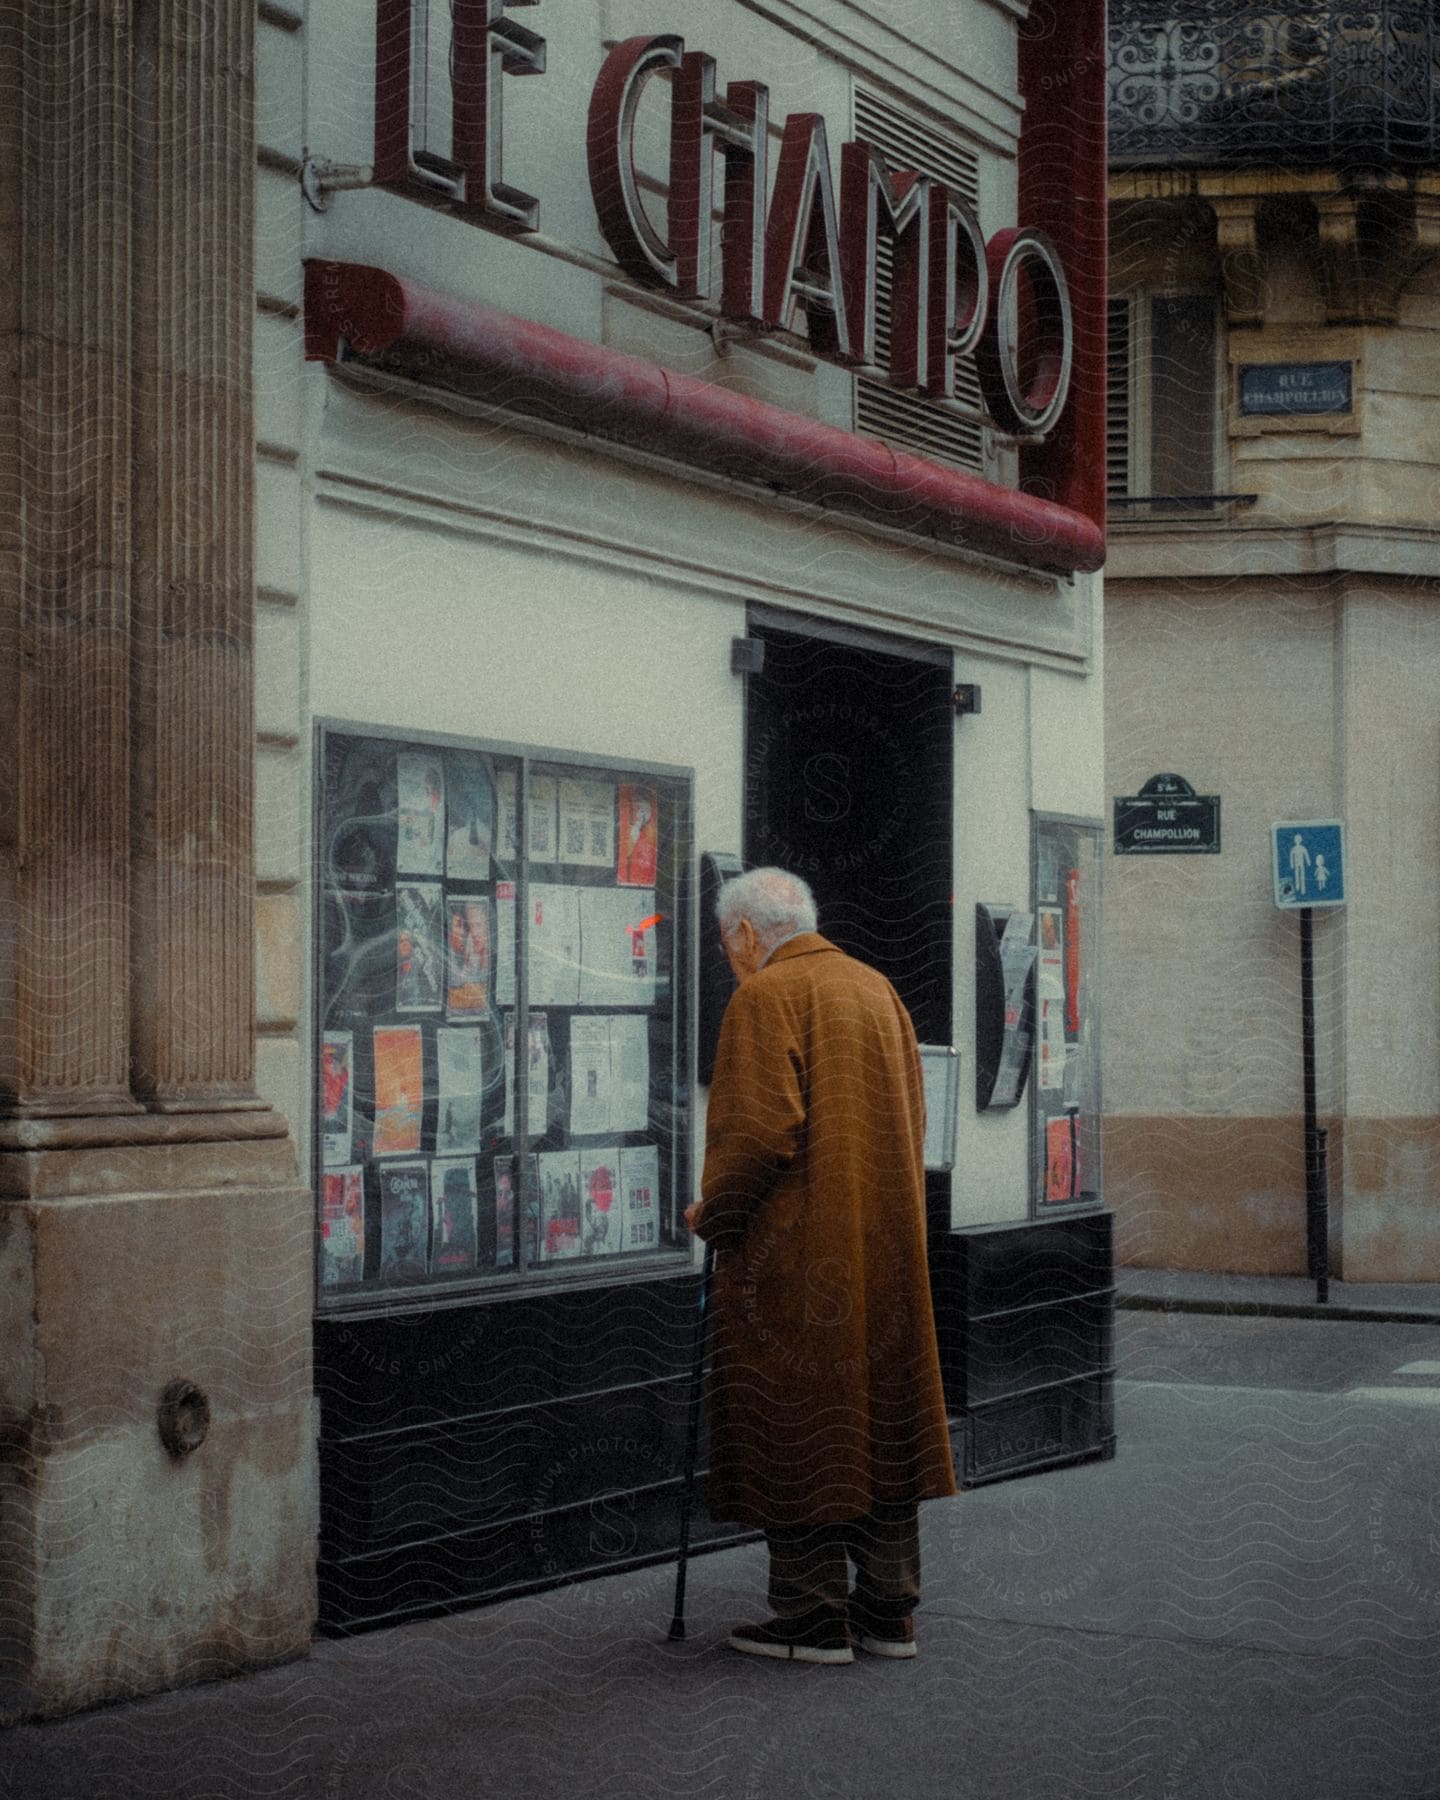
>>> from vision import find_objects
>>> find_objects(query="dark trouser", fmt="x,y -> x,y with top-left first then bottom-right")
764,1499 -> 921,1624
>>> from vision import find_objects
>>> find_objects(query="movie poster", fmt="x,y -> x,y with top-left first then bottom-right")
325,735 -> 396,893
1065,867 -> 1083,1035
579,1147 -> 621,1255
494,1152 -> 539,1269
378,1161 -> 429,1281
321,1030 -> 353,1165
323,888 -> 395,1026
446,895 -> 493,1020
619,1144 -> 660,1251
373,1025 -> 424,1156
430,1159 -> 479,1273
495,771 -> 521,863
396,881 -> 445,1012
435,1026 -> 484,1156
578,888 -> 657,1007
1045,1115 -> 1078,1203
616,784 -> 659,887
495,881 -> 516,1006
503,1011 -> 551,1139
396,752 -> 444,876
446,753 -> 493,881
558,777 -> 614,868
320,1166 -> 365,1286
538,1150 -> 583,1260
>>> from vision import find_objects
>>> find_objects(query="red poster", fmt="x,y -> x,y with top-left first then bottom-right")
1045,1115 -> 1077,1203
373,1025 -> 424,1156
616,784 -> 659,886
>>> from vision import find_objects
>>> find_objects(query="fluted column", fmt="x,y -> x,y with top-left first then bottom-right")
129,0 -> 263,1110
0,4 -> 141,1118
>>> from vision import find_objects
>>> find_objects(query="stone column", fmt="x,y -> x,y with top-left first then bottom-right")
129,1 -> 266,1111
0,5 -> 140,1120
0,2 -> 315,1725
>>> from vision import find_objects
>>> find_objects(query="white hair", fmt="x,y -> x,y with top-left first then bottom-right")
716,866 -> 818,948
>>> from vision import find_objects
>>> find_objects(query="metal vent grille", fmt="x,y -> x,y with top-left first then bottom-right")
1106,298 -> 1132,497
851,88 -> 985,475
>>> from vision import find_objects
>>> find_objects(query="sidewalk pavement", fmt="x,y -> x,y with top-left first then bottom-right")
1116,1264 -> 1440,1322
7,1320 -> 1440,1800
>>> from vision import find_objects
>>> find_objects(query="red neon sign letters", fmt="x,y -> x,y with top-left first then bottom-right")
375,6 -> 1075,439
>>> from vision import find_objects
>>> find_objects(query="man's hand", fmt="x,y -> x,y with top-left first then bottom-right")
683,1201 -> 703,1232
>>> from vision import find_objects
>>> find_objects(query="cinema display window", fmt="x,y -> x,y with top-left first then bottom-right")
313,722 -> 692,1309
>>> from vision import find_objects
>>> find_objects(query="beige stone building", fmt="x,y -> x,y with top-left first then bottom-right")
1103,3 -> 1440,1281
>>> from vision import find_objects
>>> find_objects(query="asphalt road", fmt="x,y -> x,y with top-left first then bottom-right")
6,1311 -> 1440,1800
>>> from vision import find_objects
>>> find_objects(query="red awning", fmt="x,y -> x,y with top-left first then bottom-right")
304,259 -> 1105,575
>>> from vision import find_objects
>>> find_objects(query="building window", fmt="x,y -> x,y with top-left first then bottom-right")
1107,293 -> 1219,508
314,721 -> 692,1310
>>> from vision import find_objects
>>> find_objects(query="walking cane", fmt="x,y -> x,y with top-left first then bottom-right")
668,1243 -> 715,1641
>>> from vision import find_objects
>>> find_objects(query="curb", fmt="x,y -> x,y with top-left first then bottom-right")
1116,1292 -> 1440,1326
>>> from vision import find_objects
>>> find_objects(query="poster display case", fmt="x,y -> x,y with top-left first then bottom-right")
314,721 -> 692,1310
1030,814 -> 1103,1214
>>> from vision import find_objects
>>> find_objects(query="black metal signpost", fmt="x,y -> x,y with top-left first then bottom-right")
1273,820 -> 1346,1306
1299,907 -> 1328,1305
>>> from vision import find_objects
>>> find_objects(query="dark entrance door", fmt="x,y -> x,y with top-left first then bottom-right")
743,612 -> 954,1218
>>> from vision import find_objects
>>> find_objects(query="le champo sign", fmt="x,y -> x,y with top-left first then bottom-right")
373,0 -> 1076,439
1113,774 -> 1221,857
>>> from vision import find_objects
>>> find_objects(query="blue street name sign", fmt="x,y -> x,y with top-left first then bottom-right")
1272,820 -> 1346,909
1239,361 -> 1353,417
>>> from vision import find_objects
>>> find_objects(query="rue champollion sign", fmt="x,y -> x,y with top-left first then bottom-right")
1113,774 -> 1221,855
1238,361 -> 1353,418
1272,820 -> 1346,909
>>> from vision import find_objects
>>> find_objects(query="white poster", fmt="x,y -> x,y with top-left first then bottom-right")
503,1010 -> 551,1140
1037,997 -> 1064,1091
435,1026 -> 484,1156
495,880 -> 517,1007
566,1015 -> 650,1136
558,777 -> 615,868
607,1014 -> 650,1133
496,770 -> 520,863
537,1150 -> 582,1260
578,887 -> 657,1007
619,1145 -> 660,1252
396,751 -> 444,876
569,1015 -> 613,1137
529,774 -> 559,863
579,1146 -> 622,1256
529,882 -> 582,1006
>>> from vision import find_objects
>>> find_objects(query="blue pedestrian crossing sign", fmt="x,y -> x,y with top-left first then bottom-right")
1272,820 -> 1346,909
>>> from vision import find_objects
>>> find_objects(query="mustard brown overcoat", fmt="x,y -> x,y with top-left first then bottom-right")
693,933 -> 957,1529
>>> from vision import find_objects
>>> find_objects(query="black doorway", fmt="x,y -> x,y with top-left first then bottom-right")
743,611 -> 955,1063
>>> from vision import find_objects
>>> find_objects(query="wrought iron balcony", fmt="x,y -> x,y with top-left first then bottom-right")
1109,3 -> 1440,169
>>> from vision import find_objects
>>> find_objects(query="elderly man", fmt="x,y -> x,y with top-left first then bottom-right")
685,867 -> 955,1665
